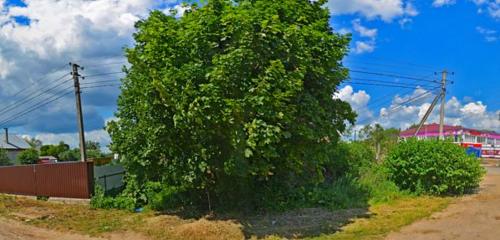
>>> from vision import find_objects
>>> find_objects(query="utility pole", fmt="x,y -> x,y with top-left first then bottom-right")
439,70 -> 448,140
70,62 -> 87,162
414,69 -> 451,138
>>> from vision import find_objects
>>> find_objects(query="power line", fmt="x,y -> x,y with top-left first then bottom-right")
0,78 -> 73,116
82,61 -> 128,69
81,79 -> 121,85
383,89 -> 439,115
82,71 -> 124,78
81,84 -> 121,90
355,87 -> 439,124
345,56 -> 437,70
4,72 -> 70,100
348,77 -> 439,89
350,69 -> 439,83
348,82 -> 432,90
0,87 -> 73,127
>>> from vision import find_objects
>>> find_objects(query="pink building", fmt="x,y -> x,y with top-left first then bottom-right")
400,123 -> 500,159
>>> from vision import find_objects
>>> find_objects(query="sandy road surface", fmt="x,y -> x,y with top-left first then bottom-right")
386,166 -> 500,240
0,218 -> 101,240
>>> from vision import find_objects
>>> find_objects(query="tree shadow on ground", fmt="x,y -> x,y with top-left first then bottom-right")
211,207 -> 372,239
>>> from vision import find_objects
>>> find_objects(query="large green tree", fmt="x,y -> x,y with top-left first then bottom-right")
109,0 -> 354,207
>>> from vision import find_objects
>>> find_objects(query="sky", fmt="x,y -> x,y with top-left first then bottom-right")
0,0 -> 498,149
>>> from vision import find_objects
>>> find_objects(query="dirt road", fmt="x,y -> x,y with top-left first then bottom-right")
0,218 -> 101,240
386,166 -> 500,240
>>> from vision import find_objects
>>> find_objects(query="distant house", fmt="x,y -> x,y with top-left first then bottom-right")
0,128 -> 31,162
400,123 -> 500,159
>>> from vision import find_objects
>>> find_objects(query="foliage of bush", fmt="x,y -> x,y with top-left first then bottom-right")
384,139 -> 485,195
108,0 -> 355,210
0,148 -> 11,166
91,185 -> 136,211
17,149 -> 40,165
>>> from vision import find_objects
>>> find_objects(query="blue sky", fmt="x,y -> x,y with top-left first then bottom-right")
0,0 -> 498,148
335,0 -> 499,109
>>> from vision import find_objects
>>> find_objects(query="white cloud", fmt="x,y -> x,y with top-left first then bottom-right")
352,19 -> 378,38
466,0 -> 499,19
349,19 -> 378,54
327,0 -> 418,22
335,85 -> 374,124
432,0 -> 457,7
35,129 -> 111,151
340,85 -> 500,133
0,0 -> 182,137
163,3 -> 190,18
476,26 -> 498,42
353,40 -> 376,54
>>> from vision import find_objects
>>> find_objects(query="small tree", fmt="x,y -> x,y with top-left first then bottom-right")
17,149 -> 40,165
360,124 -> 399,162
0,148 -> 11,166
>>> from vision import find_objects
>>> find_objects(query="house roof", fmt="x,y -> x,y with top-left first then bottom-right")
0,133 -> 31,150
400,123 -> 500,139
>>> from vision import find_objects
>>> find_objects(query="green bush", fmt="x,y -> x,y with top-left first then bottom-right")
17,149 -> 39,165
384,139 -> 485,195
0,148 -> 11,166
91,185 -> 136,211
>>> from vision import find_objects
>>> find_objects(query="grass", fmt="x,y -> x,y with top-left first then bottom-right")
0,194 -> 452,240
307,196 -> 452,240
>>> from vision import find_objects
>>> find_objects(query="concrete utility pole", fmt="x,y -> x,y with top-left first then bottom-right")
70,62 -> 87,162
414,69 -> 451,138
439,70 -> 448,140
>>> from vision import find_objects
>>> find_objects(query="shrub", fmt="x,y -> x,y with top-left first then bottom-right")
17,148 -> 39,165
384,139 -> 485,195
0,148 -> 11,166
91,185 -> 136,211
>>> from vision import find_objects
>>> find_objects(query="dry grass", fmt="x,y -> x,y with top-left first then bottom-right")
0,194 -> 452,240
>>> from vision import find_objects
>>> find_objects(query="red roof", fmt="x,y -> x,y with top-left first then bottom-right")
400,123 -> 500,139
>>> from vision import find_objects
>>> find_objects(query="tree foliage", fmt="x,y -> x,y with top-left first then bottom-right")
0,148 -> 11,166
359,124 -> 399,162
17,149 -> 40,165
40,141 -> 70,159
108,0 -> 354,209
384,139 -> 485,195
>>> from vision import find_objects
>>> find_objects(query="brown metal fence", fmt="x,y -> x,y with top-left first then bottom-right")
0,161 -> 94,199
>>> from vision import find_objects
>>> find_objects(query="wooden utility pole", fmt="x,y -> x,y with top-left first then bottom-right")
439,70 -> 448,140
70,62 -> 87,162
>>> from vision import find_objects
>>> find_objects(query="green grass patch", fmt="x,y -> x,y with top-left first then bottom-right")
308,196 -> 452,240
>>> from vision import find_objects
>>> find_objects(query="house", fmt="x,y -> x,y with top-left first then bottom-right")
400,123 -> 500,159
0,128 -> 31,162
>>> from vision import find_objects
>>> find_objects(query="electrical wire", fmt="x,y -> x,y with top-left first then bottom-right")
81,84 -> 121,90
350,69 -> 439,83
0,78 -> 73,116
4,72 -> 70,101
348,82 -> 432,90
348,77 -> 439,89
82,61 -> 128,69
82,71 -> 124,78
0,87 -> 74,127
81,79 -> 121,85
